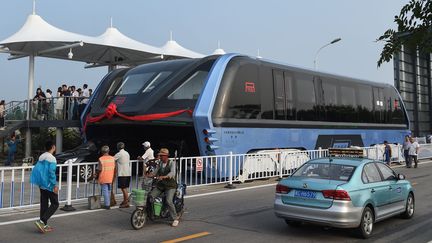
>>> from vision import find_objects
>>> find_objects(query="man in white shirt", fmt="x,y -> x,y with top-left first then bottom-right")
138,141 -> 154,175
114,142 -> 131,208
81,84 -> 90,105
408,137 -> 420,168
79,84 -> 90,117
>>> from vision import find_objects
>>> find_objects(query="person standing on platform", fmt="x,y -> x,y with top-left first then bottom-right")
30,141 -> 59,233
0,100 -> 5,130
45,89 -> 53,120
97,145 -> 116,209
79,84 -> 90,117
114,142 -> 131,208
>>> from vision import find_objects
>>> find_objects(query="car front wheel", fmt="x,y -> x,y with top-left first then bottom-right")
401,193 -> 415,219
356,207 -> 374,239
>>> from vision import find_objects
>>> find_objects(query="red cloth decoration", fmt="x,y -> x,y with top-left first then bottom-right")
83,103 -> 192,131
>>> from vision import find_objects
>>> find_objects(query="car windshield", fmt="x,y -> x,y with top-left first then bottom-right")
292,162 -> 356,181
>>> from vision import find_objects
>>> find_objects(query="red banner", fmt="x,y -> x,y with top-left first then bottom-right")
83,103 -> 193,130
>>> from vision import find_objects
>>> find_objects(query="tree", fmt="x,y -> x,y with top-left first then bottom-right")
377,0 -> 432,67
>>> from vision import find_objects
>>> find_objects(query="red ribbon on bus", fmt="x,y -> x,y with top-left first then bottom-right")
83,103 -> 193,131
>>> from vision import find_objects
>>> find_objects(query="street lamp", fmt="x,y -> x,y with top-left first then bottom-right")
313,38 -> 342,70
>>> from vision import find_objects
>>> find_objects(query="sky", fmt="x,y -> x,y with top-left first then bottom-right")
0,0 -> 409,102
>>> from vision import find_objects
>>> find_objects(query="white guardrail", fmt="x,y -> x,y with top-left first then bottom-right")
1,144 -> 432,210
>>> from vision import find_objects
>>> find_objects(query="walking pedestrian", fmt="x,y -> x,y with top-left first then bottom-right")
30,141 -> 59,233
402,135 -> 411,167
383,141 -> 392,166
408,137 -> 420,168
97,145 -> 116,209
114,142 -> 131,208
5,134 -> 20,166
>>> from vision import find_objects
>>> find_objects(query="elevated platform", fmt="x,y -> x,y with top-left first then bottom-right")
0,120 -> 81,138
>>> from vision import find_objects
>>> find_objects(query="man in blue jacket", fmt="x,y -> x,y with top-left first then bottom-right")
30,141 -> 59,233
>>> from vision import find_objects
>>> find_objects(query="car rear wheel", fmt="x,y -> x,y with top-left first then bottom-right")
356,207 -> 374,239
401,193 -> 415,219
284,219 -> 301,227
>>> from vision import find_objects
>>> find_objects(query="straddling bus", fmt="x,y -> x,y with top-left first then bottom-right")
81,53 -> 410,179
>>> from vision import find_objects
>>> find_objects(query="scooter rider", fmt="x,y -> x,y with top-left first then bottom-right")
149,148 -> 179,227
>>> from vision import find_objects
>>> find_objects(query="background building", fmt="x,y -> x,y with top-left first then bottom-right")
394,45 -> 432,137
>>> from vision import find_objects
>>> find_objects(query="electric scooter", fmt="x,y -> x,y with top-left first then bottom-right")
130,160 -> 186,230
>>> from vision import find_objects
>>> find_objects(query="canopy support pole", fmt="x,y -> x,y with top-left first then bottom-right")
25,54 -> 34,158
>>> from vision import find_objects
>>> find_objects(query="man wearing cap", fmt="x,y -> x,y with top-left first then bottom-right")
138,141 -> 155,176
138,141 -> 154,163
149,148 -> 179,227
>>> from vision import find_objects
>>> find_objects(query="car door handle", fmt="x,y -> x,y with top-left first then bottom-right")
371,189 -> 376,193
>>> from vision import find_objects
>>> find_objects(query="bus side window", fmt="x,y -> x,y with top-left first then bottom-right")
295,73 -> 316,121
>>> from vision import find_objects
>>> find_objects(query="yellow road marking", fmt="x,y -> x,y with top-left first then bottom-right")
161,232 -> 211,243
412,182 -> 418,186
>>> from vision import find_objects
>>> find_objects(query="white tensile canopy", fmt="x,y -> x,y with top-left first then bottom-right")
211,41 -> 226,55
160,34 -> 204,59
0,14 -> 165,65
0,13 -> 205,157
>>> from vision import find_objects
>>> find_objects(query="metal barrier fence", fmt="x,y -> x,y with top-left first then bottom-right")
1,144 -> 432,210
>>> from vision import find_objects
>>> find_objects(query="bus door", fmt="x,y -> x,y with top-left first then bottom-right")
273,70 -> 295,120
373,87 -> 385,123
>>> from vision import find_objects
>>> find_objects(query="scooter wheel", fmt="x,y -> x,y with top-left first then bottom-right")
131,209 -> 147,230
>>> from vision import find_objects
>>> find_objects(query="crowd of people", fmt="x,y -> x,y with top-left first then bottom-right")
382,135 -> 420,168
30,140 -> 180,234
31,84 -> 92,120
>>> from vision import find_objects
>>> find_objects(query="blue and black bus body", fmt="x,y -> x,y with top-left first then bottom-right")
82,53 -> 410,157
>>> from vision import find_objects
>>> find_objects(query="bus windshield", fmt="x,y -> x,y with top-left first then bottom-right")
106,59 -> 196,96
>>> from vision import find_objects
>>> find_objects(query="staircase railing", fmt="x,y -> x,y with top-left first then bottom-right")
4,100 -> 27,120
4,96 -> 86,122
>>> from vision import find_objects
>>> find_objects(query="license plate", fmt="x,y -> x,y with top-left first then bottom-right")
294,190 -> 317,199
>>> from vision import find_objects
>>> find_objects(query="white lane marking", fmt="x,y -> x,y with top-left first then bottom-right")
0,183 -> 277,226
185,183 -> 276,199
0,207 -> 104,226
0,206 -> 119,226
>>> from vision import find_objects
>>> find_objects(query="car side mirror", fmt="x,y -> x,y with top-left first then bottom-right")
398,174 -> 405,180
